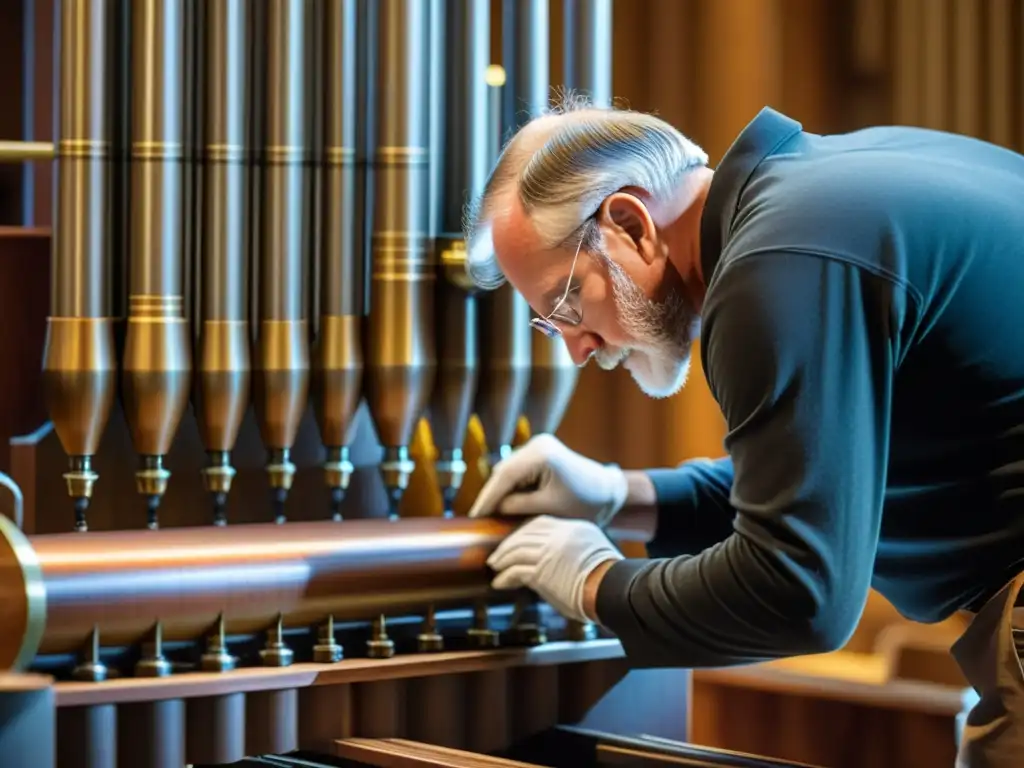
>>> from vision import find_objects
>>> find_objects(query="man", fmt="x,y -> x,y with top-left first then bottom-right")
464,99 -> 1024,767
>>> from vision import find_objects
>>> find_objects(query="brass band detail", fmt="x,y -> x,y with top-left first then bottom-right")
261,145 -> 310,164
0,514 -> 47,672
56,139 -> 111,159
130,141 -> 185,161
203,144 -> 247,163
324,147 -> 356,165
128,295 -> 185,319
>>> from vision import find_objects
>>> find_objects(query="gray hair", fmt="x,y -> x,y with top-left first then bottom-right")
464,94 -> 709,290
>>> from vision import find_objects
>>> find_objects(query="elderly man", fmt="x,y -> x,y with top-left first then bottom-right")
464,101 -> 1024,767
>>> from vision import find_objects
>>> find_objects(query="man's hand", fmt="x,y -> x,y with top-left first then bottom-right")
486,515 -> 624,623
469,434 -> 629,526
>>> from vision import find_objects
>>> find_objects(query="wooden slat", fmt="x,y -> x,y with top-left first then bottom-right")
334,737 -> 546,767
55,639 -> 625,708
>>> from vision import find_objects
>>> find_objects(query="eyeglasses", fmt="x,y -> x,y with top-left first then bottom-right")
529,232 -> 585,339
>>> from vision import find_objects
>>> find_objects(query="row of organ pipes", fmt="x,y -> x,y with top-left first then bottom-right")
27,0 -> 616,691
45,0 -> 612,532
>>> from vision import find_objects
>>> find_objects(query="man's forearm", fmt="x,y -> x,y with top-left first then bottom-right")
622,470 -> 658,514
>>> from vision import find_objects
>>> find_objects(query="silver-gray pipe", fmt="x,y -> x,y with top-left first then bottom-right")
442,0 -> 491,235
563,0 -> 613,107
502,0 -> 549,131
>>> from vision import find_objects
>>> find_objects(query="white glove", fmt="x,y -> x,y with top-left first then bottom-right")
486,515 -> 624,622
468,433 -> 628,526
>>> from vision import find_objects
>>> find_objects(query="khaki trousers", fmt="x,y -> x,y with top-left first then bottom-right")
953,571 -> 1024,767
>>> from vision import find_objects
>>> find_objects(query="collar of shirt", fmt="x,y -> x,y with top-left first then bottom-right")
699,107 -> 804,286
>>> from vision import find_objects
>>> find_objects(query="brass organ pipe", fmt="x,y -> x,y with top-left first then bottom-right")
195,0 -> 251,526
366,0 -> 437,518
428,0 -> 491,515
314,0 -> 363,521
0,512 -> 654,667
42,0 -> 117,533
255,0 -> 313,523
354,0 -> 378,319
121,0 -> 192,530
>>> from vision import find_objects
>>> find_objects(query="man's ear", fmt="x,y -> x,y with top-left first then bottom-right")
599,192 -> 657,264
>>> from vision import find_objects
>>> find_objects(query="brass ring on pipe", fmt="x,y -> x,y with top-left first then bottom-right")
438,238 -> 477,292
0,515 -> 47,672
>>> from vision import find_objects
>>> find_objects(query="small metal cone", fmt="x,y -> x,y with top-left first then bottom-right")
146,496 -> 161,530
212,492 -> 228,526
441,487 -> 457,518
387,487 -> 403,521
73,497 -> 89,532
329,487 -> 344,522
272,488 -> 288,524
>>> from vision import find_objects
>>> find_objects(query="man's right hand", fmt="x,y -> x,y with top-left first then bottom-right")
467,434 -> 629,527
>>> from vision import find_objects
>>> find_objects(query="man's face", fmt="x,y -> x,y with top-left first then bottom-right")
595,244 -> 698,398
493,204 -> 699,400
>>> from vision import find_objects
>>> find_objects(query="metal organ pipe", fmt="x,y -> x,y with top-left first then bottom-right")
365,0 -> 437,519
42,0 -> 117,533
518,0 -> 583,440
254,0 -> 313,524
0,512 -> 653,669
563,0 -> 614,108
473,0 -> 544,470
428,0 -> 491,516
195,0 -> 251,526
313,0 -> 363,522
122,0 -> 193,530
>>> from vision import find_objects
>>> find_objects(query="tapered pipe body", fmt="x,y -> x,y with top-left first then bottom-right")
43,0 -> 118,532
195,0 -> 252,524
0,514 -> 653,665
365,0 -> 436,516
254,0 -> 313,519
428,0 -> 493,512
314,0 -> 363,519
122,0 -> 192,528
513,0 -> 580,441
563,0 -> 613,108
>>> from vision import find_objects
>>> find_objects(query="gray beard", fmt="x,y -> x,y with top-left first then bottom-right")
593,252 -> 699,398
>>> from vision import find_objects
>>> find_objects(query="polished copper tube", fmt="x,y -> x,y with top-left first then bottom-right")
562,0 -> 613,108
365,0 -> 437,517
194,0 -> 251,526
42,0 -> 117,533
427,0 -> 493,513
122,0 -> 192,530
254,0 -> 313,522
0,513 -> 653,667
313,0 -> 363,522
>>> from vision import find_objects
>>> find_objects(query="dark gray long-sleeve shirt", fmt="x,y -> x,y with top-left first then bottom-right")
596,107 -> 1024,668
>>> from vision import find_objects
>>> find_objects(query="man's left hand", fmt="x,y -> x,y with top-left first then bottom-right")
487,515 -> 624,623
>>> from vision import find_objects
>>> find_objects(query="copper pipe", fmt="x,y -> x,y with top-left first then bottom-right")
42,0 -> 117,533
254,0 -> 313,523
195,0 -> 251,526
0,513 -> 653,668
427,0 -> 492,515
365,0 -> 437,518
313,0 -> 363,522
122,0 -> 193,530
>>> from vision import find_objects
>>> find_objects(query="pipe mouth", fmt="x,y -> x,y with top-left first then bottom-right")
0,515 -> 47,671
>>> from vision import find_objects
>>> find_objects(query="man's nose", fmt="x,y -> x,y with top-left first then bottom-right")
563,331 -> 599,366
